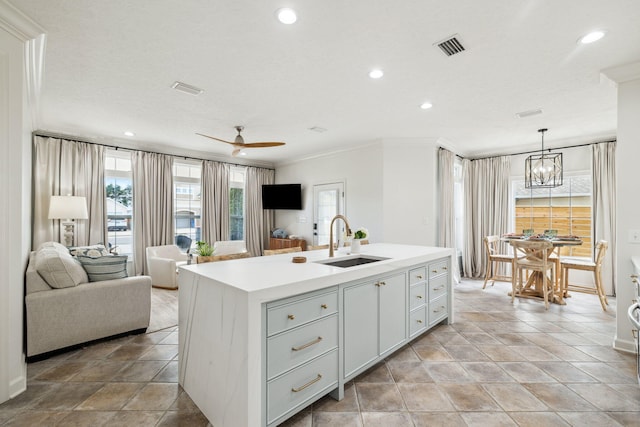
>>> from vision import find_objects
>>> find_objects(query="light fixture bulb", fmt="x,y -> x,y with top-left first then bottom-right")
276,8 -> 297,24
420,102 -> 433,109
580,30 -> 606,44
369,69 -> 384,79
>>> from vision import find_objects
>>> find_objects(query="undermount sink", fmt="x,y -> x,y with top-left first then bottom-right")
315,255 -> 389,268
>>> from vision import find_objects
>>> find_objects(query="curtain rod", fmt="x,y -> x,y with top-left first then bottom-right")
32,131 -> 276,171
449,139 -> 616,161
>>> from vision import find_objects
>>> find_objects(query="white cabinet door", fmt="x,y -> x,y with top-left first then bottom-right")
379,273 -> 406,354
343,281 -> 378,377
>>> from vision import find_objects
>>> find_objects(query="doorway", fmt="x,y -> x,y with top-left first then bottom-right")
313,182 -> 345,246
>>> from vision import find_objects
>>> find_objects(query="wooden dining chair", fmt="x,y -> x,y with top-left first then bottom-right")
561,240 -> 609,311
308,244 -> 329,250
483,236 -> 513,289
263,246 -> 303,256
511,239 -> 555,309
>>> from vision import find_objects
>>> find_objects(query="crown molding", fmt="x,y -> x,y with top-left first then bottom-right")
601,61 -> 640,85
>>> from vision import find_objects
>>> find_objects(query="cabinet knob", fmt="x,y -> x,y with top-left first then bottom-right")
416,275 -> 423,279
443,266 -> 447,270
321,304 -> 328,309
287,314 -> 295,320
432,270 -> 438,273
416,295 -> 423,299
416,319 -> 423,324
380,281 -> 386,286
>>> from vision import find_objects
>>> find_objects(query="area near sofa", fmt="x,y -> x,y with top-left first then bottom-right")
25,242 -> 151,358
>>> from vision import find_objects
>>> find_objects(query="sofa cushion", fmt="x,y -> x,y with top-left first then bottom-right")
77,255 -> 128,282
37,241 -> 68,252
69,244 -> 110,258
35,247 -> 88,289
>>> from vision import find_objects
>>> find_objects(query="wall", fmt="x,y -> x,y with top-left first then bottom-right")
274,139 -> 439,247
605,62 -> 640,353
0,1 -> 43,403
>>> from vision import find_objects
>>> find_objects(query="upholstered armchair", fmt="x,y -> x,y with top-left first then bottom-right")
213,240 -> 248,256
146,245 -> 188,289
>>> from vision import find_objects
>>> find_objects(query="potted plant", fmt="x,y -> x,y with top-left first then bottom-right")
351,227 -> 368,254
195,241 -> 216,263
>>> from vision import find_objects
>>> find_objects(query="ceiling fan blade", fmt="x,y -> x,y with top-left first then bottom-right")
241,142 -> 286,148
195,133 -> 235,145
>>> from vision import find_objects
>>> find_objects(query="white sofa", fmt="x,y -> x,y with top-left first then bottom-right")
146,245 -> 188,289
25,242 -> 151,358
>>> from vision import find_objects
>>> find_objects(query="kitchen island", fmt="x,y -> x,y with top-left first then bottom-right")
178,243 -> 454,427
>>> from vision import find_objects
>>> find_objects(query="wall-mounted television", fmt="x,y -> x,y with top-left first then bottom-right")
262,184 -> 303,210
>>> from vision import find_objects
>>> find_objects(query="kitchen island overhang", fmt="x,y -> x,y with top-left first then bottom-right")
178,243 -> 455,427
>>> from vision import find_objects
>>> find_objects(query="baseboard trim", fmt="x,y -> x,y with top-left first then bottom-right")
613,336 -> 636,354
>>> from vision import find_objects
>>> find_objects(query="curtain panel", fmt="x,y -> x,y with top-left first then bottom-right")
245,167 -> 275,257
592,142 -> 617,295
201,160 -> 230,245
461,156 -> 511,279
132,151 -> 174,275
32,135 -> 106,248
437,148 -> 460,282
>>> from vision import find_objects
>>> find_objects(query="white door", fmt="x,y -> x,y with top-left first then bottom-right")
313,182 -> 344,246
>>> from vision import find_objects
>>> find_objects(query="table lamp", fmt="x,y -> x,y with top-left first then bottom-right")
48,195 -> 88,247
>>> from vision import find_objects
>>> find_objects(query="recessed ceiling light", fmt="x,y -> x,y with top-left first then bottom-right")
171,81 -> 203,96
579,30 -> 606,44
420,102 -> 433,110
369,69 -> 384,79
276,8 -> 297,24
123,131 -> 135,137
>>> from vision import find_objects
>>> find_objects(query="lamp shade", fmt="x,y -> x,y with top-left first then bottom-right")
48,196 -> 88,220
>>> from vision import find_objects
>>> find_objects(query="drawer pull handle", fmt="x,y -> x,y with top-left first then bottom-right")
433,285 -> 445,291
432,270 -> 438,273
416,275 -> 423,279
321,304 -> 328,309
443,266 -> 447,270
287,314 -> 295,320
433,306 -> 446,313
292,336 -> 323,352
416,319 -> 423,324
416,295 -> 422,299
292,374 -> 322,392
380,281 -> 386,286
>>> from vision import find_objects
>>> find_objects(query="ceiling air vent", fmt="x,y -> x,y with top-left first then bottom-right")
171,81 -> 204,96
516,108 -> 543,118
435,35 -> 465,57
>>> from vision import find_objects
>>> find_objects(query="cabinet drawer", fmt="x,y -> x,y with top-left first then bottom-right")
267,315 -> 338,380
428,259 -> 448,278
409,283 -> 426,311
428,294 -> 448,326
267,290 -> 338,336
267,349 -> 338,424
409,306 -> 427,337
429,275 -> 448,301
409,267 -> 427,285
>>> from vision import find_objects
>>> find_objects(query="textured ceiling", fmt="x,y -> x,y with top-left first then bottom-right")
13,0 -> 640,165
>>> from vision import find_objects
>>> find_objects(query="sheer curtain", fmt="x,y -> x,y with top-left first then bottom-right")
201,160 -> 230,245
245,166 -> 275,257
461,156 -> 511,279
131,151 -> 174,275
32,135 -> 106,248
437,148 -> 460,282
592,141 -> 617,295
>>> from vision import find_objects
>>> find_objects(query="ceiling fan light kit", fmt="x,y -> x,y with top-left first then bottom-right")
196,125 -> 285,157
525,128 -> 563,189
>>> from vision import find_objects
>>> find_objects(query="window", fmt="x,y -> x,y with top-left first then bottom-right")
105,150 -> 133,256
229,167 -> 246,240
173,160 -> 202,248
513,175 -> 592,257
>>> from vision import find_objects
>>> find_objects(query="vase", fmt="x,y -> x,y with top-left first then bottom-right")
350,239 -> 362,254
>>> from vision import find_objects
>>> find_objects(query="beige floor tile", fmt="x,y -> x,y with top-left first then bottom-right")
540,345 -> 597,362
123,383 -> 180,411
159,331 -> 179,345
423,361 -> 475,383
110,360 -> 168,382
410,412 -> 466,427
129,331 -> 172,345
396,383 -> 454,411
557,411 -> 621,426
152,360 -> 178,382
169,390 -> 201,412
459,412 -> 517,426
432,332 -> 471,346
355,383 -> 405,411
571,362 -> 638,384
31,382 -> 104,411
361,411 -> 412,426
507,411 -> 570,426
482,383 -> 548,411
443,345 -> 490,361
34,361 -> 94,382
508,345 -> 561,362
573,345 -> 635,362
439,383 -> 502,411
605,411 -> 640,426
312,412 -> 362,427
157,410 -> 210,426
313,382 -> 359,412
532,361 -> 598,382
412,345 -> 453,361
566,383 -> 640,411
493,333 -> 534,346
476,345 -> 522,361
2,410 -> 70,426
106,344 -> 154,361
138,344 -> 179,361
383,345 -> 419,363
0,383 -> 59,410
55,410 -> 116,426
64,343 -> 121,361
461,362 -> 515,382
75,382 -> 144,410
278,409 -> 312,427
498,362 -> 558,383
71,360 -> 131,382
102,411 -> 165,427
524,383 -> 597,411
387,361 -> 433,383
353,362 -> 393,383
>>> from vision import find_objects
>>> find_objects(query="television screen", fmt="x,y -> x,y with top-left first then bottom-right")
262,184 -> 303,210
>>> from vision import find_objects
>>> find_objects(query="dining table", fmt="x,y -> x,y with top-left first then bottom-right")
502,234 -> 583,305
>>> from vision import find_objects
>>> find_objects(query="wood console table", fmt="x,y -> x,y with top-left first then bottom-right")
269,237 -> 307,251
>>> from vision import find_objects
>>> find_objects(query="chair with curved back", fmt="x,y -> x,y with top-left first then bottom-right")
511,239 -> 555,309
263,246 -> 303,256
483,235 -> 513,289
561,240 -> 609,311
213,240 -> 248,256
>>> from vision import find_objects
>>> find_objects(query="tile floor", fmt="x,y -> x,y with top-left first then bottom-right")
1,279 -> 638,426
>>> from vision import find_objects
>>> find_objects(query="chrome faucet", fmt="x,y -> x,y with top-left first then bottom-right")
329,214 -> 352,258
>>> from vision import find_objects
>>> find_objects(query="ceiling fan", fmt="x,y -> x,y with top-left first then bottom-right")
196,125 -> 285,156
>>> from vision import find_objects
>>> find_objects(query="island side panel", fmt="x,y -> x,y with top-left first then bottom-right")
179,269 -> 251,427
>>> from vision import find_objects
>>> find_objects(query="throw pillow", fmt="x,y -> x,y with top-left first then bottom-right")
69,244 -> 110,258
77,255 -> 129,282
35,247 -> 88,288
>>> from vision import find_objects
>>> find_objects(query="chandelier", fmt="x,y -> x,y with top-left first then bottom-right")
525,128 -> 563,188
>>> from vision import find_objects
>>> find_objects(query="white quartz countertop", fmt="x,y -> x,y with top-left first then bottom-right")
180,243 -> 453,302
